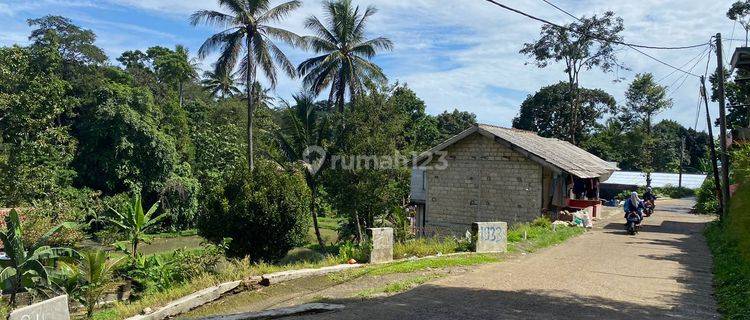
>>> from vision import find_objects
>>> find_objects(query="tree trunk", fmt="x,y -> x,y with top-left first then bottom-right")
246,29 -> 256,171
132,239 -> 139,258
567,73 -> 578,144
310,181 -> 326,251
179,81 -> 184,109
354,208 -> 364,244
645,113 -> 652,188
336,74 -> 346,113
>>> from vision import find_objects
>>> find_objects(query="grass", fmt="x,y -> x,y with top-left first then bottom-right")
91,255 -> 344,320
507,220 -> 585,253
330,254 -> 502,282
705,182 -> 750,319
393,237 -> 469,259
316,216 -> 343,230
355,274 -> 445,298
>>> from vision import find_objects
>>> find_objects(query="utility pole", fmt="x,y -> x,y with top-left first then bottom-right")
678,136 -> 685,188
716,33 -> 731,221
702,76 -> 724,217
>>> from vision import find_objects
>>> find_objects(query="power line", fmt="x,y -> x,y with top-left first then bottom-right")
530,0 -> 707,78
657,45 -> 710,84
484,0 -> 710,50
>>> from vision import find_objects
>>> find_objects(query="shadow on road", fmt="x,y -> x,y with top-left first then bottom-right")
292,286 -> 682,320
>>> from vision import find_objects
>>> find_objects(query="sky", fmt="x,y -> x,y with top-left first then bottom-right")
0,0 -> 741,132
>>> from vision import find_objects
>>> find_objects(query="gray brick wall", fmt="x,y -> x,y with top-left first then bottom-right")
425,133 -> 542,235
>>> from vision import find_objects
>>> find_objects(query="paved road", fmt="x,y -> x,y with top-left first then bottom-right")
292,198 -> 719,319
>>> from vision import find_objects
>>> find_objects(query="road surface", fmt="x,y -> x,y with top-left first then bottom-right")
292,198 -> 718,319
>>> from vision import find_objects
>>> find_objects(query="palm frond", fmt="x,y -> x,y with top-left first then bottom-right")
262,26 -> 305,48
189,10 -> 235,28
303,16 -> 339,44
258,0 -> 302,23
266,40 -> 297,78
350,37 -> 393,58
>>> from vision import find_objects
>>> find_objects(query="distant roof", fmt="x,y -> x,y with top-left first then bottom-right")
415,124 -> 618,179
601,171 -> 707,189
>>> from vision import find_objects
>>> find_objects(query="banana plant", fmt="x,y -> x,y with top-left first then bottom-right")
0,209 -> 77,305
106,194 -> 166,258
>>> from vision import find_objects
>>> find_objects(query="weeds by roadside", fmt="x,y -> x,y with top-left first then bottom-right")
355,274 -> 445,298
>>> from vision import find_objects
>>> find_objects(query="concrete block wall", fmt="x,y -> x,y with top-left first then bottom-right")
425,133 -> 542,235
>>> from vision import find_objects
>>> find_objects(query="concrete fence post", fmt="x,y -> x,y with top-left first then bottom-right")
472,222 -> 508,253
367,227 -> 393,263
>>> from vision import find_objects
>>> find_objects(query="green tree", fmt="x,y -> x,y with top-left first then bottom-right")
728,0 -> 750,45
191,0 -> 304,170
622,73 -> 672,186
435,109 -> 477,140
201,70 -> 241,99
323,85 -> 410,242
73,81 -> 179,196
512,82 -> 616,141
106,194 -> 166,258
389,85 -> 440,151
297,0 -> 393,112
275,93 -> 330,250
521,12 -> 624,145
0,209 -> 76,305
0,45 -> 77,206
151,45 -> 199,108
27,15 -> 106,66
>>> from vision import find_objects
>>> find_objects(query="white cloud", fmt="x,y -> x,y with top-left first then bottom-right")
1,0 -> 739,131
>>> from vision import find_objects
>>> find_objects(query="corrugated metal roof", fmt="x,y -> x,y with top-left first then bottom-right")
601,171 -> 707,189
478,124 -> 618,178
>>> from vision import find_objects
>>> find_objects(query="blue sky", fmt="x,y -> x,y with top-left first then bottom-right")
0,0 -> 740,131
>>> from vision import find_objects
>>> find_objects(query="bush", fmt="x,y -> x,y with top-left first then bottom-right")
279,248 -> 326,265
198,161 -> 311,261
657,184 -> 695,199
337,241 -> 370,263
696,178 -> 719,214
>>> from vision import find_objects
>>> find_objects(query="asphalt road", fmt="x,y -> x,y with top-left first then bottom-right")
291,198 -> 719,320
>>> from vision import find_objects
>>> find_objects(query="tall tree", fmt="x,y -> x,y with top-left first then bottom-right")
201,70 -> 242,99
297,0 -> 393,112
27,15 -> 107,66
151,45 -> 200,108
521,12 -> 624,145
512,82 -> 615,141
622,73 -> 672,186
191,0 -> 303,170
728,0 -> 750,45
275,93 -> 329,250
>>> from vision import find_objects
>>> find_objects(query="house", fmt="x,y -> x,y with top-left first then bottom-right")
599,171 -> 707,199
410,124 -> 618,235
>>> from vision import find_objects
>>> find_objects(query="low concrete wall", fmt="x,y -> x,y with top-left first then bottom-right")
260,264 -> 364,286
9,295 -> 70,320
125,281 -> 241,320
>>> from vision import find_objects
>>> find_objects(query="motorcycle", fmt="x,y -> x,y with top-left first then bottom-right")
644,200 -> 654,217
625,211 -> 642,235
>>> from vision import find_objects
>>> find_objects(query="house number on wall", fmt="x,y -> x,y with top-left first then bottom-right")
480,226 -> 504,242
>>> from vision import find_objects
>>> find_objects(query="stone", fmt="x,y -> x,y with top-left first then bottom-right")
10,295 -> 70,320
472,221 -> 508,253
368,227 -> 394,264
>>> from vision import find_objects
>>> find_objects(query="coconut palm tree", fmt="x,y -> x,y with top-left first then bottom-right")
191,0 -> 303,170
297,0 -> 393,112
275,93 -> 329,250
201,70 -> 242,99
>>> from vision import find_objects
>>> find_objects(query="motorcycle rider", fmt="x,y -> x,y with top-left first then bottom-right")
623,191 -> 645,225
643,187 -> 657,214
